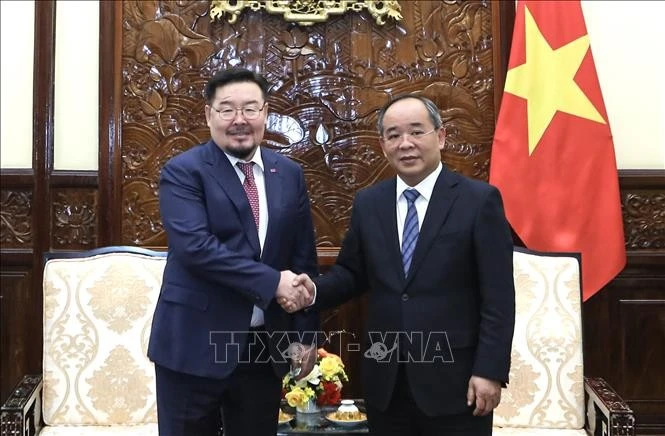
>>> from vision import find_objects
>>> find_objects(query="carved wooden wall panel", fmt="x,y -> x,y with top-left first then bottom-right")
51,189 -> 98,249
622,190 -> 665,250
0,190 -> 33,248
119,0 -> 497,246
0,0 -> 54,406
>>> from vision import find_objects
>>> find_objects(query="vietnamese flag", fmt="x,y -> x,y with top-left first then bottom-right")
489,1 -> 626,300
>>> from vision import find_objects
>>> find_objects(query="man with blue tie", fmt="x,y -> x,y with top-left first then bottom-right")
148,68 -> 318,436
293,95 -> 515,435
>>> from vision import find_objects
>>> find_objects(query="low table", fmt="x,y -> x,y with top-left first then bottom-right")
276,400 -> 369,435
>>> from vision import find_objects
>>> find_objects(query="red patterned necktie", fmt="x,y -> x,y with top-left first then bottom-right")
237,162 -> 260,229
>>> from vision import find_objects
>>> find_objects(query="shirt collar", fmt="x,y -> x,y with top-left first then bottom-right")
395,162 -> 443,202
224,148 -> 265,173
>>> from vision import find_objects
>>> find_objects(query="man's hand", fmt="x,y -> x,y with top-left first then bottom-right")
276,271 -> 312,313
292,273 -> 315,298
466,376 -> 502,416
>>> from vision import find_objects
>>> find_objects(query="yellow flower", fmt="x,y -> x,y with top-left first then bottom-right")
285,387 -> 309,408
319,355 -> 343,379
303,386 -> 315,398
318,349 -> 344,367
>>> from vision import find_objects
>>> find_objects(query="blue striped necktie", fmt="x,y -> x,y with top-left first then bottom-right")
401,189 -> 420,277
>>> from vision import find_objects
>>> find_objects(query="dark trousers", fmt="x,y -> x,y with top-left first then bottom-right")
155,331 -> 282,436
365,364 -> 493,436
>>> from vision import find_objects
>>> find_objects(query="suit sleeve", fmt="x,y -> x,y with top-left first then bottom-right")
314,195 -> 369,310
159,160 -> 279,308
290,168 -> 320,335
471,186 -> 516,383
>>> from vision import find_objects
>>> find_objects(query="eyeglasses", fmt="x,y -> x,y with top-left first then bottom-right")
382,128 -> 437,147
210,103 -> 266,120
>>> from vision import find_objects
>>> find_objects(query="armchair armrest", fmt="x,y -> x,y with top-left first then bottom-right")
1,375 -> 43,436
585,376 -> 635,436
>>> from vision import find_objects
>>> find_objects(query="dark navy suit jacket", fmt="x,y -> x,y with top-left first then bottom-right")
315,167 -> 515,416
148,140 -> 319,379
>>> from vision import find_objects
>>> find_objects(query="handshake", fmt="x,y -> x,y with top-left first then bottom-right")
276,271 -> 315,313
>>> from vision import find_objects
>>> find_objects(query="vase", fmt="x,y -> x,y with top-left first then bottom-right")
295,398 -> 320,427
296,398 -> 320,414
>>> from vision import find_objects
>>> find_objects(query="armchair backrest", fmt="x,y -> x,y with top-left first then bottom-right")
41,247 -> 166,426
494,248 -> 585,430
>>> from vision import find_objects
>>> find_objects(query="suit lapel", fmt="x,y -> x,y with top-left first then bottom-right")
405,169 -> 460,288
374,179 -> 405,287
202,141 -> 261,254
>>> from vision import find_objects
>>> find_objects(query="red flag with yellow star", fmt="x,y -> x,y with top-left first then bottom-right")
489,0 -> 625,300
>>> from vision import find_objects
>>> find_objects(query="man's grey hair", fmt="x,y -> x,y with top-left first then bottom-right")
376,95 -> 443,135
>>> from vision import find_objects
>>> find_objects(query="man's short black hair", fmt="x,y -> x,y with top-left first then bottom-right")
204,68 -> 270,104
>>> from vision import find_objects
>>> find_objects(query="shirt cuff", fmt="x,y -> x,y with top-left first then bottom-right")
307,282 -> 317,307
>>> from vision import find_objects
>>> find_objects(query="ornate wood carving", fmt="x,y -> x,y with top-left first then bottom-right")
0,374 -> 43,436
120,0 -> 496,246
0,191 -> 33,248
622,190 -> 665,250
210,0 -> 403,26
51,189 -> 98,249
585,377 -> 636,436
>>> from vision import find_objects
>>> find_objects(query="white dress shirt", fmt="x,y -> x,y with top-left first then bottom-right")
395,163 -> 443,247
225,151 -> 268,327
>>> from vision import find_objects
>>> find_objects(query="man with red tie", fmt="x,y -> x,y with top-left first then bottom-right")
148,68 -> 318,436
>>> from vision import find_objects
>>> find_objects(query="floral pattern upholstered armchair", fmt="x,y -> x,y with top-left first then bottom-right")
2,247 -> 636,435
492,248 -> 635,436
1,247 -> 167,436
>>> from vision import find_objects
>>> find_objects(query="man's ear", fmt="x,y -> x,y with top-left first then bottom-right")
204,105 -> 212,126
438,127 -> 446,149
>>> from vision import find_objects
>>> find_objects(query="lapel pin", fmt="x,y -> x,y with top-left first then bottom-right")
270,168 -> 277,173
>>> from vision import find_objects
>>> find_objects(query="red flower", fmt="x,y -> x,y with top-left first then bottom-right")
317,380 -> 341,406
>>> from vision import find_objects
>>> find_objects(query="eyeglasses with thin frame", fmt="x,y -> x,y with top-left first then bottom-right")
382,128 -> 438,147
209,102 -> 266,121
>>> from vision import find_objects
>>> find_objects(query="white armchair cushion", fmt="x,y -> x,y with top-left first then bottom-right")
42,252 -> 165,426
493,428 -> 586,436
40,424 -> 158,436
493,250 -> 584,430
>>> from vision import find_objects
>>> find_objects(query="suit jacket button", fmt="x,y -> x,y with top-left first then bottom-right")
401,293 -> 409,301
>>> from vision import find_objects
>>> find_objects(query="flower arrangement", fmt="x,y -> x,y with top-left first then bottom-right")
282,348 -> 349,408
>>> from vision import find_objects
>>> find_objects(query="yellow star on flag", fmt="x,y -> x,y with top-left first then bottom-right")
504,5 -> 606,155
